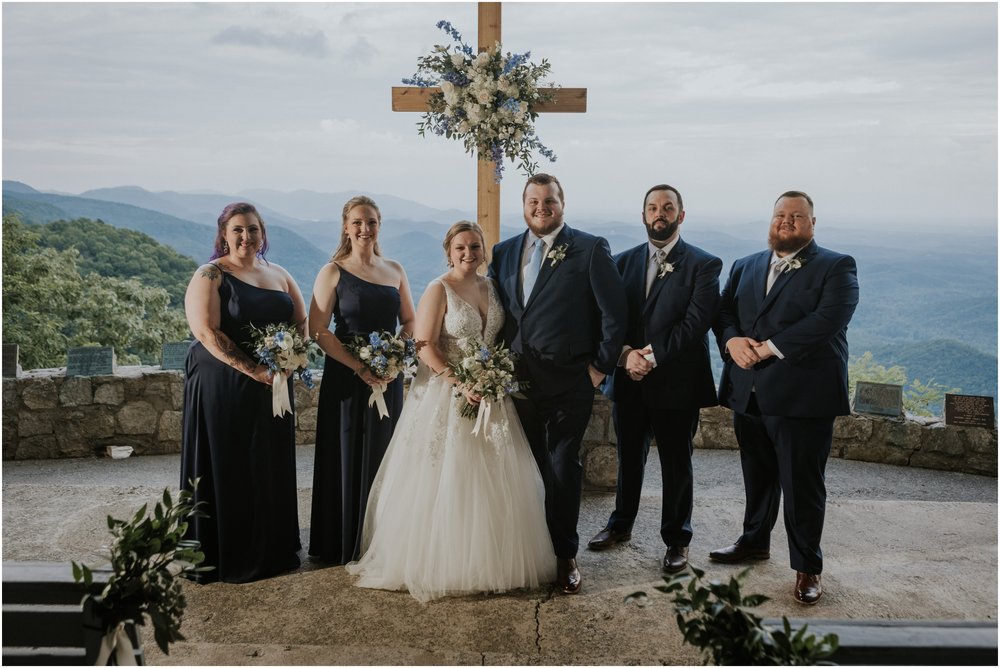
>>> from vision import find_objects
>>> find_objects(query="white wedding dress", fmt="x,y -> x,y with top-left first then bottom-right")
345,278 -> 556,602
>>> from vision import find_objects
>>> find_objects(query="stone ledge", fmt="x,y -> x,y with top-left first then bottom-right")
2,369 -> 996,481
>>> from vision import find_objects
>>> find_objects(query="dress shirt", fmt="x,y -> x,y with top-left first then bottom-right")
762,246 -> 806,360
620,236 -> 681,369
520,223 -> 565,295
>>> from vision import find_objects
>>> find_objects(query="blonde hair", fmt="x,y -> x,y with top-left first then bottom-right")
331,195 -> 383,262
443,220 -> 487,267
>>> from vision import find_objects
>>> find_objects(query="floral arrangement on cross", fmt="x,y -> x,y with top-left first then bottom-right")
403,20 -> 558,182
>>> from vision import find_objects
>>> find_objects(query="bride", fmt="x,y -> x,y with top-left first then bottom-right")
346,221 -> 556,602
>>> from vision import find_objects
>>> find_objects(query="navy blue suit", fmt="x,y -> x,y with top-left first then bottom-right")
606,239 -> 721,546
490,224 -> 626,558
715,239 -> 858,573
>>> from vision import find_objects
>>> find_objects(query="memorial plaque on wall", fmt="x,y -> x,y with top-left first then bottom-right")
160,341 -> 192,371
2,344 -> 19,378
853,381 -> 903,417
66,346 -> 116,377
944,394 -> 996,429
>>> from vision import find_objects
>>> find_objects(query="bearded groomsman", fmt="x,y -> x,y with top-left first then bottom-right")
711,191 -> 858,605
587,184 -> 722,575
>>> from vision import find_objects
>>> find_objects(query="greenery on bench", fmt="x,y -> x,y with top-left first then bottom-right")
72,483 -> 210,655
627,567 -> 839,665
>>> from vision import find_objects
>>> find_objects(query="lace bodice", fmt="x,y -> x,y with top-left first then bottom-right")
438,278 -> 505,365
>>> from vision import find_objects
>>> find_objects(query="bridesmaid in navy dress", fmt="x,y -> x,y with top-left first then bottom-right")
180,202 -> 308,583
308,195 -> 416,564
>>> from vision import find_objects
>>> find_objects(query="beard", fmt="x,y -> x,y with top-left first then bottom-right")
644,217 -> 679,242
768,226 -> 814,254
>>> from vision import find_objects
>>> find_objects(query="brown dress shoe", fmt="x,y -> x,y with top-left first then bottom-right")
557,557 -> 582,594
794,572 -> 822,605
708,542 -> 770,563
587,527 -> 632,551
662,546 -> 689,574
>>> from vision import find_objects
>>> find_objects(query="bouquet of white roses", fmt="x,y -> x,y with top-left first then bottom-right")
345,331 -> 418,419
403,19 -> 557,182
449,338 -> 524,435
247,322 -> 317,417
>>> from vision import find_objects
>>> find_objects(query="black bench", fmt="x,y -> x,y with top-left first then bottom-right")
2,561 -> 145,665
767,618 -> 998,665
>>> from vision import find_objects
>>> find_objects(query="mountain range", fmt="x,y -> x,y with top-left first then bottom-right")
3,180 -> 996,402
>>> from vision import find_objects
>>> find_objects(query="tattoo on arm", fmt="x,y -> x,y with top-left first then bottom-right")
200,265 -> 221,280
213,331 -> 257,375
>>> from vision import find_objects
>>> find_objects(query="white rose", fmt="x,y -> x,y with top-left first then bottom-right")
476,89 -> 491,105
458,121 -> 470,133
359,348 -> 371,360
462,358 -> 478,370
441,80 -> 454,95
451,53 -> 465,68
278,336 -> 292,351
475,52 -> 489,67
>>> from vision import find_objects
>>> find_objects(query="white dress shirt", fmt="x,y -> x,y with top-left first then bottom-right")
520,223 -> 565,295
621,236 -> 681,369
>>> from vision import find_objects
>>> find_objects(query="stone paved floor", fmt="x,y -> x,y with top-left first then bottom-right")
3,448 -> 997,665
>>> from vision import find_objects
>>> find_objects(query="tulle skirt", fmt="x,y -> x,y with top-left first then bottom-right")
345,363 -> 556,602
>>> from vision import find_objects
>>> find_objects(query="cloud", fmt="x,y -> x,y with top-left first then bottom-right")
211,25 -> 328,59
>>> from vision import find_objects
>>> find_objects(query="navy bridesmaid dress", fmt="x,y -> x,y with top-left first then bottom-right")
180,268 -> 301,583
308,266 -> 404,564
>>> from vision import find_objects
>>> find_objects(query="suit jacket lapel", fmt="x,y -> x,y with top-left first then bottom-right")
643,238 -> 686,316
524,226 -> 570,311
507,230 -> 530,310
760,240 -> 817,312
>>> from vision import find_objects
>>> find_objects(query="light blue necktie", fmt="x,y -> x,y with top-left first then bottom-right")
522,237 -> 546,302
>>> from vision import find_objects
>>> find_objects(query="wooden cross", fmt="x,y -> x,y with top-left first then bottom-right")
391,1 -> 587,250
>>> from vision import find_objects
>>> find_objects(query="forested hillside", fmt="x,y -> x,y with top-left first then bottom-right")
2,215 -> 190,368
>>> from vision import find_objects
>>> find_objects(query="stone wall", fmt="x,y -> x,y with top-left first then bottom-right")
3,367 -> 996,485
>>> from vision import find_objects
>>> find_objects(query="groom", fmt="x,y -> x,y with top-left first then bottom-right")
489,173 -> 626,594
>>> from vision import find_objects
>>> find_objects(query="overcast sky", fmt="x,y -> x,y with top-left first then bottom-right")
3,1 -> 997,227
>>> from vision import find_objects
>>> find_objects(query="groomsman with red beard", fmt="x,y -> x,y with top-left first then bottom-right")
588,184 -> 722,575
711,191 -> 859,605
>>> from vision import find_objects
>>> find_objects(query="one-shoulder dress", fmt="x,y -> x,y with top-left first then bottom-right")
308,266 -> 404,564
180,269 -> 301,583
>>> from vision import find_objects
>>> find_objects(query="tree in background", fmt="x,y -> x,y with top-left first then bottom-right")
2,215 -> 190,368
849,351 -> 959,417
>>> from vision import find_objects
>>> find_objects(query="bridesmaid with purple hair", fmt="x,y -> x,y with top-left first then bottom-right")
180,202 -> 307,583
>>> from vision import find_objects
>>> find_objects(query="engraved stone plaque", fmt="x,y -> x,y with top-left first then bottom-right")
853,381 -> 903,417
944,394 -> 996,429
66,346 -> 116,377
2,344 -> 19,378
160,341 -> 192,371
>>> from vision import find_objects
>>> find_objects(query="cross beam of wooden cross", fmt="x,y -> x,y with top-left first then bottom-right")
391,1 -> 587,250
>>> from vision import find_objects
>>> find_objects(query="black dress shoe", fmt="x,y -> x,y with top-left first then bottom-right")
662,546 -> 689,574
587,527 -> 632,551
557,557 -> 582,594
708,542 -> 770,563
794,572 -> 822,605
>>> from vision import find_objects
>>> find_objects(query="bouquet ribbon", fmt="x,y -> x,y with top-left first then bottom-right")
96,621 -> 137,665
369,382 -> 389,420
272,372 -> 292,418
472,397 -> 493,437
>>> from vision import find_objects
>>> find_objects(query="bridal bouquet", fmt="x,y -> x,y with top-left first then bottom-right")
346,331 -> 418,419
402,19 -> 557,182
449,338 -> 524,435
247,322 -> 316,418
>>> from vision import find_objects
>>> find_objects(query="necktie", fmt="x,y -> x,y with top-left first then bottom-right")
522,238 -> 545,302
766,259 -> 787,294
646,248 -> 667,297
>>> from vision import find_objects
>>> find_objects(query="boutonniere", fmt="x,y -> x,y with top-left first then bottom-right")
657,261 -> 675,279
547,243 -> 569,267
782,257 -> 806,273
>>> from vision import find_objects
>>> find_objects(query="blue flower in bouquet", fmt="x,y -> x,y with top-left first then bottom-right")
369,331 -> 383,347
300,368 -> 315,390
477,346 -> 491,363
372,354 -> 389,375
